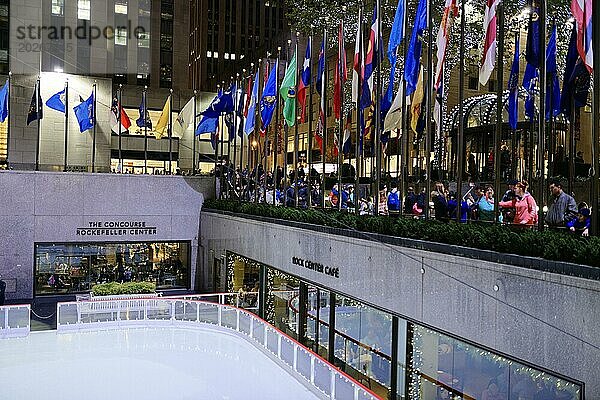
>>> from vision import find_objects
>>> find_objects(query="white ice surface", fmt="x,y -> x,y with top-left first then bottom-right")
0,326 -> 321,400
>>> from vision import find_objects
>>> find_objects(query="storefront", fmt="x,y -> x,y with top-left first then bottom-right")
34,241 -> 191,295
225,252 -> 583,400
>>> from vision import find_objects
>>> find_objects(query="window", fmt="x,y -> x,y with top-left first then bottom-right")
160,33 -> 173,50
115,28 -> 127,46
115,1 -> 127,14
52,0 -> 64,16
468,76 -> 478,90
77,0 -> 90,20
34,242 -> 191,295
137,31 -> 150,48
488,79 -> 497,92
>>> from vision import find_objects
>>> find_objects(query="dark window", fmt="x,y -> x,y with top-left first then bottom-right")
488,79 -> 496,92
468,76 -> 478,90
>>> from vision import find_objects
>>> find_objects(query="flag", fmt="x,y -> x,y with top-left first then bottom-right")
434,0 -> 458,90
298,38 -> 311,123
244,74 -> 253,117
411,66 -> 424,133
524,63 -> 538,120
383,0 -> 406,124
525,4 -> 540,69
315,39 -> 326,153
196,115 -> 219,137
73,92 -> 95,133
110,98 -> 132,134
260,60 -> 278,132
0,81 -> 8,123
384,78 -> 410,132
479,0 -> 498,85
334,21 -> 347,121
571,0 -> 593,73
342,114 -> 352,155
46,89 -> 66,113
281,50 -> 297,127
361,8 -> 380,110
433,77 -> 444,139
352,9 -> 363,104
561,25 -> 591,118
404,0 -> 427,96
27,81 -> 43,126
508,37 -> 520,130
175,96 -> 195,136
155,96 -> 170,139
201,86 -> 235,118
235,84 -> 246,138
245,71 -> 259,135
136,93 -> 152,129
545,26 -> 561,121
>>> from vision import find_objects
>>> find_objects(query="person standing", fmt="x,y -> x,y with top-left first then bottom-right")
499,181 -> 538,226
545,179 -> 578,229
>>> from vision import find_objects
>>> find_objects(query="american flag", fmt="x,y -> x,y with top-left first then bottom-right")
571,0 -> 593,73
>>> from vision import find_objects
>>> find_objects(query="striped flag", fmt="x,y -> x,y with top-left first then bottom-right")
434,0 -> 458,90
479,0 -> 498,85
352,9 -> 363,104
571,0 -> 593,73
315,39 -> 326,154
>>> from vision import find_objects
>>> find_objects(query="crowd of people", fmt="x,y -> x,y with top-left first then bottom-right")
217,162 -> 592,236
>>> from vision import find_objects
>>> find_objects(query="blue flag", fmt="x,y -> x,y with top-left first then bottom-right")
316,41 -> 325,96
27,82 -> 43,126
136,93 -> 152,129
196,115 -> 218,135
201,85 -> 235,118
404,0 -> 427,96
0,81 -> 7,123
560,25 -> 591,118
46,89 -> 66,113
260,60 -> 278,131
523,63 -> 538,120
384,0 -> 405,124
245,71 -> 259,135
525,5 -> 540,69
545,26 -> 560,120
73,92 -> 95,133
508,38 -> 520,130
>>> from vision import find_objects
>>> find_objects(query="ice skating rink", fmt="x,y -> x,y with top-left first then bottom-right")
0,326 -> 322,400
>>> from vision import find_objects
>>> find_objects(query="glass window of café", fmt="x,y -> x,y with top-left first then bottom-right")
34,242 -> 190,295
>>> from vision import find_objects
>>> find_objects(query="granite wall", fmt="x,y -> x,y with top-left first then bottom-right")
201,211 -> 600,399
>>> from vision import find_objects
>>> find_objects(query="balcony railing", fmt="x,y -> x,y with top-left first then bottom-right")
0,304 -> 31,339
56,298 -> 379,400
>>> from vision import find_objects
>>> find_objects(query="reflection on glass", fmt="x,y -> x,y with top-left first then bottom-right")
266,269 -> 299,340
34,242 -> 190,295
410,326 -> 582,400
305,287 -> 330,358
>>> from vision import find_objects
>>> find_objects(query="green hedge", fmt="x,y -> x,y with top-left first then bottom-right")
204,199 -> 600,268
91,282 -> 156,296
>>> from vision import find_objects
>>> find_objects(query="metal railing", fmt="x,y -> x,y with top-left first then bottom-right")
56,298 -> 379,400
177,291 -> 260,314
0,304 -> 31,339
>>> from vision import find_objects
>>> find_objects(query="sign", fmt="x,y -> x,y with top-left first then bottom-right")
291,256 -> 340,279
76,221 -> 157,236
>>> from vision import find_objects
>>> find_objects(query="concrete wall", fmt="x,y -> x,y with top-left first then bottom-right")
0,171 -> 214,300
201,211 -> 600,399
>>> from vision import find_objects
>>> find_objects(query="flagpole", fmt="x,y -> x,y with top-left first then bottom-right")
215,83 -> 221,199
143,87 -> 148,174
63,79 -> 69,172
193,89 -> 197,174
92,81 -> 97,172
5,72 -> 10,168
400,0 -> 408,217
169,88 -> 174,174
592,0 -> 600,235
355,6 -> 363,216
239,69 -> 247,177
294,34 -> 300,208
456,0 -> 466,222
227,77 -> 233,196
322,29 -> 328,209
247,63 -> 255,201
424,0 -> 433,220
118,84 -> 123,171
307,35 -> 314,209
274,49 -> 281,205
35,76 -> 41,171
374,0 -> 382,215
233,73 -> 239,185
536,0 -> 546,231
493,2 -> 504,223
337,22 -> 343,213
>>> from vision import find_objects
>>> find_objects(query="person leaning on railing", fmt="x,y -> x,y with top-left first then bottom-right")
498,181 -> 538,226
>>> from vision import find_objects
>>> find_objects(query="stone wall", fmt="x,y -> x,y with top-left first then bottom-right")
0,171 -> 214,299
201,211 -> 600,399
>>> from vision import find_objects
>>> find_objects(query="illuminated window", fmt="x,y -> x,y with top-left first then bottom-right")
52,0 -> 64,16
77,0 -> 91,20
115,28 -> 128,46
115,1 -> 128,14
137,31 -> 150,48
